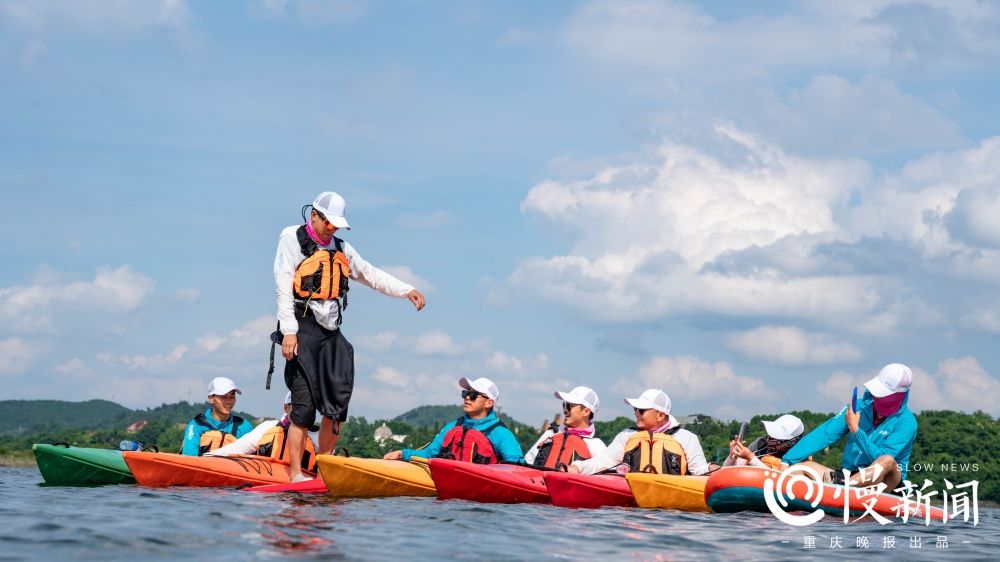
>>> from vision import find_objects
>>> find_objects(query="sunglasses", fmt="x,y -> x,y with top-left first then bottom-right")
563,402 -> 581,412
633,407 -> 651,415
461,389 -> 485,401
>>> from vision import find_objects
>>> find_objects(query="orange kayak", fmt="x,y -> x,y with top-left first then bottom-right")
123,452 -> 313,487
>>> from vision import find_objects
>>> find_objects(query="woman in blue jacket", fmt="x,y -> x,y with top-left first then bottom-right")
783,363 -> 916,492
383,377 -> 523,464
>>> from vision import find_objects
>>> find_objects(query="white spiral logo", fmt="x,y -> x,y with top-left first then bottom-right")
762,466 -> 827,526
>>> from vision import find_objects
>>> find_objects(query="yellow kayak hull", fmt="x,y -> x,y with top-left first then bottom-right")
626,473 -> 710,512
316,455 -> 436,498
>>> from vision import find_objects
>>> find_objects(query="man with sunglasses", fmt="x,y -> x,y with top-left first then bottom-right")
274,191 -> 426,482
524,386 -> 610,472
567,389 -> 709,476
383,377 -> 523,464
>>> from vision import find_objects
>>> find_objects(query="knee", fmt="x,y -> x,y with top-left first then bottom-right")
875,455 -> 899,473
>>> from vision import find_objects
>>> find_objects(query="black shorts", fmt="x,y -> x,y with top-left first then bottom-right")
283,314 -> 352,427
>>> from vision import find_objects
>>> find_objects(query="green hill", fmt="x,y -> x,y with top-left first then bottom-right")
393,404 -> 530,431
0,399 -> 257,438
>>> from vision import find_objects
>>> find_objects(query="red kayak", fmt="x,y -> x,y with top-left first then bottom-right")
244,478 -> 328,494
123,452 -> 312,488
544,472 -> 637,508
428,459 -> 550,504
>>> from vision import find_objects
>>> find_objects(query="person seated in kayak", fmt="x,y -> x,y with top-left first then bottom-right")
383,377 -> 524,464
568,389 -> 709,476
524,386 -> 610,471
724,414 -> 805,470
783,363 -> 915,491
181,377 -> 255,456
204,391 -> 318,471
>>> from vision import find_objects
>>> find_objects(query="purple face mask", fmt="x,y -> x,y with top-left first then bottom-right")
873,392 -> 906,417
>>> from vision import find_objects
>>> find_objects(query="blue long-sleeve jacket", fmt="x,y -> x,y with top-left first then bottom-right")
181,408 -> 255,456
783,390 -> 917,480
401,411 -> 524,463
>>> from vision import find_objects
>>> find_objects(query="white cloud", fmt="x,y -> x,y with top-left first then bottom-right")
1,0 -> 190,35
613,355 -> 772,418
196,316 -> 275,353
413,330 -> 461,356
486,351 -> 549,373
248,0 -> 363,24
0,265 -> 155,333
54,357 -> 88,375
563,0 -> 1000,73
355,331 -> 400,352
379,265 -> 433,292
173,287 -> 200,303
118,344 -> 188,370
373,366 -> 407,387
0,337 -> 35,375
395,210 -> 455,229
727,325 -> 863,366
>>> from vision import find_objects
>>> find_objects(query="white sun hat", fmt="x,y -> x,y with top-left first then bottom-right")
207,377 -> 241,397
458,377 -> 499,401
864,363 -> 913,398
762,414 -> 804,440
624,389 -> 671,415
554,386 -> 600,413
312,191 -> 350,230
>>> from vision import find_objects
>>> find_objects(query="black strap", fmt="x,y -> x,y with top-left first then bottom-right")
266,322 -> 280,390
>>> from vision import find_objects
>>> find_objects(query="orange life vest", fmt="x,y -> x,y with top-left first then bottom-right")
532,432 -> 592,470
195,413 -> 244,456
623,428 -> 688,475
257,423 -> 318,472
438,417 -> 505,464
293,226 -> 350,305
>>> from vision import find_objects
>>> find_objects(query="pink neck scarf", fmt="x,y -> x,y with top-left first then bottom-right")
565,424 -> 596,438
651,418 -> 672,433
305,220 -> 331,246
873,392 -> 906,418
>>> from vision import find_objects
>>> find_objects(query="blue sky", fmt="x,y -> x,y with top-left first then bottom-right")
2,0 -> 1000,424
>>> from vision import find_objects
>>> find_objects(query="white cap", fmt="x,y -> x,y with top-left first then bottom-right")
458,377 -> 499,401
864,363 -> 913,398
624,389 -> 671,415
283,391 -> 292,405
762,414 -> 804,440
554,386 -> 600,413
312,191 -> 350,230
207,377 -> 241,397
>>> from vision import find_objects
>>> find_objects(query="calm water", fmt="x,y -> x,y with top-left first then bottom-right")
1,467 -> 996,561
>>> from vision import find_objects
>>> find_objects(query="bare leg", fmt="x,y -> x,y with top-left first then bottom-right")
786,460 -> 835,481
287,423 -> 308,480
850,455 -> 901,491
318,416 -> 341,455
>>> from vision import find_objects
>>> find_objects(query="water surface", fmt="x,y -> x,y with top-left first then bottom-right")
1,467 -> 995,561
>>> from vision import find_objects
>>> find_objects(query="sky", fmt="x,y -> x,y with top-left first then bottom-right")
2,0 -> 1000,425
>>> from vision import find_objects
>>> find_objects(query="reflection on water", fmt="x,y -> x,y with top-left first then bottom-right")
0,467 -> 997,561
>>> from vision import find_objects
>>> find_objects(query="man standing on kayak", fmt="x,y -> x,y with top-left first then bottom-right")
568,389 -> 709,476
273,191 -> 426,482
383,377 -> 523,463
782,363 -> 916,491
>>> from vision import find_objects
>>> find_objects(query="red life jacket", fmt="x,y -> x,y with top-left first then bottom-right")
437,417 -> 506,464
532,431 -> 592,470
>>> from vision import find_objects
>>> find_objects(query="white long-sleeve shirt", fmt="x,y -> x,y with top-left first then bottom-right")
524,428 -> 612,473
570,415 -> 710,476
274,225 -> 416,334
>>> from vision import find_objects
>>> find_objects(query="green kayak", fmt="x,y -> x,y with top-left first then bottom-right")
33,444 -> 135,486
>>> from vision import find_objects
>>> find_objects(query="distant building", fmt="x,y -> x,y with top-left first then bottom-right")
126,420 -> 148,433
676,414 -> 712,425
374,423 -> 406,444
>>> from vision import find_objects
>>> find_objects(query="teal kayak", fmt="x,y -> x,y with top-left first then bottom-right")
33,444 -> 135,486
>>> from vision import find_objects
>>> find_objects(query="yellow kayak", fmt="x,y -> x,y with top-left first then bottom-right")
316,455 -> 436,498
625,473 -> 710,512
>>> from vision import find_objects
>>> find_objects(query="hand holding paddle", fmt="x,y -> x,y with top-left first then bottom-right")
845,387 -> 861,434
